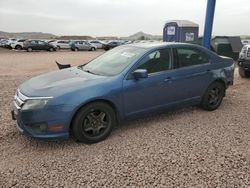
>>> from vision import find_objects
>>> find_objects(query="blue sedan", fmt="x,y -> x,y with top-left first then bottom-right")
11,43 -> 235,143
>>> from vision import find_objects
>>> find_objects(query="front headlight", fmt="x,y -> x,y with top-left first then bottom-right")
22,99 -> 49,111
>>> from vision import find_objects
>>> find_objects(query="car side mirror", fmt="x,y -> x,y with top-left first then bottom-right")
133,69 -> 148,79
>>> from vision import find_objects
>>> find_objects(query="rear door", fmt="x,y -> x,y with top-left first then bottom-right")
83,42 -> 91,50
38,41 -> 47,50
170,47 -> 213,102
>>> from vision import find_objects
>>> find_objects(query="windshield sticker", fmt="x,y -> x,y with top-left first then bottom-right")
120,52 -> 136,58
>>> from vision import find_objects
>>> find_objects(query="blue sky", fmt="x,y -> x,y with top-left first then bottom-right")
0,0 -> 249,37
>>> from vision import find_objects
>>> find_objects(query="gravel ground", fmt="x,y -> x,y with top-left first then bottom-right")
0,48 -> 250,187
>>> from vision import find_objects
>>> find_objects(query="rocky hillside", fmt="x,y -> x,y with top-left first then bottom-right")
0,31 -> 57,39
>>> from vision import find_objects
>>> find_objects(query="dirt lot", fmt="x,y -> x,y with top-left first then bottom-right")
0,48 -> 250,187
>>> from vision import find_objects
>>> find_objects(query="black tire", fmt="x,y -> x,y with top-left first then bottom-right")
49,47 -> 54,52
90,47 -> 95,51
15,45 -> 22,50
104,47 -> 110,51
239,67 -> 246,78
74,47 -> 78,51
200,82 -> 225,111
27,47 -> 32,52
72,102 -> 116,143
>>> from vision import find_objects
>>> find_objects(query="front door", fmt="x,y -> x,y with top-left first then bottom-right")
123,48 -> 176,118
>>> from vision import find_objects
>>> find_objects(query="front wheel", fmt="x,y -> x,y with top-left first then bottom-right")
72,102 -> 116,143
90,47 -> 96,51
200,82 -> 225,111
15,45 -> 22,50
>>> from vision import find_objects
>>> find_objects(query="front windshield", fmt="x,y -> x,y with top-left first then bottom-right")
79,46 -> 146,76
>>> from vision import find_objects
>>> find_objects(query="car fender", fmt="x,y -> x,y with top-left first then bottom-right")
200,69 -> 227,100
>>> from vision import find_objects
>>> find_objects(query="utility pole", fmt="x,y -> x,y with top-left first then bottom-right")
203,0 -> 216,49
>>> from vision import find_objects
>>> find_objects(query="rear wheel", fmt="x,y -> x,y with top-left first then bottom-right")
74,47 -> 79,51
90,47 -> 95,51
72,102 -> 116,143
200,82 -> 225,111
49,47 -> 54,52
27,47 -> 32,52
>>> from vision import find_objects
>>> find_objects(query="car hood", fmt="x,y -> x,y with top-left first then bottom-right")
19,67 -> 107,97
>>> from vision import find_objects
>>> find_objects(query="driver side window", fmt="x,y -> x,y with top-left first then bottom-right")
137,48 -> 172,74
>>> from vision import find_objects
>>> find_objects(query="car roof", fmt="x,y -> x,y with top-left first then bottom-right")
128,42 -> 203,49
127,42 -> 221,59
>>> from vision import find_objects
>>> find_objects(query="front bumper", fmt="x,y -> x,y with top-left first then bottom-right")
10,102 -> 70,140
238,60 -> 250,71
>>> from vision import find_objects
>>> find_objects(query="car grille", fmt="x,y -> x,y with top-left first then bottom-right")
14,89 -> 27,110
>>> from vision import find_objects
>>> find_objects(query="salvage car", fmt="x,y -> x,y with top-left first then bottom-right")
11,43 -> 235,143
50,40 -> 70,49
4,38 -> 17,48
23,40 -> 57,52
89,40 -> 104,49
103,41 -> 123,51
70,41 -> 96,51
10,39 -> 27,50
238,44 -> 250,77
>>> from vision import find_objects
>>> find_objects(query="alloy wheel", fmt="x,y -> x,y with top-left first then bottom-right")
208,87 -> 221,106
82,110 -> 109,137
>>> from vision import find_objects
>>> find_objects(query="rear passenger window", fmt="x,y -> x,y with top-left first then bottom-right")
176,48 -> 209,68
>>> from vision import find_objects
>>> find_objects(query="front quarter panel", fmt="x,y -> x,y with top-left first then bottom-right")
48,76 -> 124,129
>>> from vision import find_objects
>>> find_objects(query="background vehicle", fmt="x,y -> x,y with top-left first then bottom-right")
103,41 -> 123,50
11,43 -> 234,143
10,39 -> 27,50
50,40 -> 70,49
238,44 -> 250,77
23,40 -> 57,52
4,38 -> 17,48
70,41 -> 96,51
242,40 -> 250,46
89,40 -> 104,49
0,39 -> 8,47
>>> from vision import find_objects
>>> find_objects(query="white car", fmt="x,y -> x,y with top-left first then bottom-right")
89,40 -> 104,49
242,40 -> 250,46
10,39 -> 27,50
50,40 -> 70,49
5,38 -> 17,48
0,39 -> 8,47
70,41 -> 96,51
